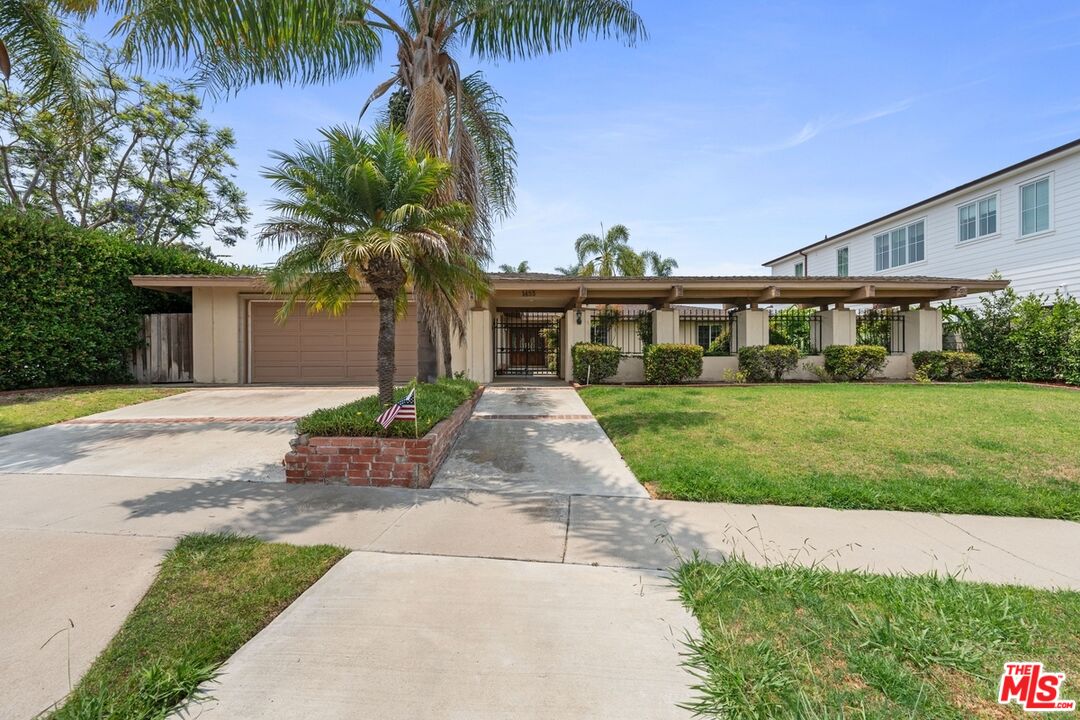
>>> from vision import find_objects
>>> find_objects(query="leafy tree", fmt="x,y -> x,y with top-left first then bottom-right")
641,249 -> 678,276
497,260 -> 529,273
0,40 -> 249,254
113,0 -> 647,380
259,125 -> 484,405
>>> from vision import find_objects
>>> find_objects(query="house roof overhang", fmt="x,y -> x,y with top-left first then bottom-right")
131,273 -> 1009,309
486,274 -> 1009,310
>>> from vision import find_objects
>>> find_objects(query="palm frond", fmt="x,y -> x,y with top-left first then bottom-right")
0,0 -> 87,115
109,0 -> 382,96
452,0 -> 647,61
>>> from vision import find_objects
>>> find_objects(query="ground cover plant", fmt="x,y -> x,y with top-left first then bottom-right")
51,533 -> 347,720
0,387 -> 184,436
676,558 -> 1080,719
580,383 -> 1080,520
296,377 -> 478,437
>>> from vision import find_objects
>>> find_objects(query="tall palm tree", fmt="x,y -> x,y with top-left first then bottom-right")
497,260 -> 529,273
259,125 -> 482,406
574,223 -> 644,277
640,250 -> 678,277
113,0 -> 647,381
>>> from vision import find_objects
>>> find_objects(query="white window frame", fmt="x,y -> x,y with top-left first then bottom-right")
873,218 -> 926,272
836,246 -> 849,276
794,261 -> 805,277
1018,173 -> 1053,240
956,191 -> 999,244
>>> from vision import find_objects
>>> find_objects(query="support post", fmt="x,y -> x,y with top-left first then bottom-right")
466,307 -> 493,383
734,308 -> 769,349
563,307 -> 593,381
652,308 -> 678,345
815,308 -> 857,348
903,307 -> 943,353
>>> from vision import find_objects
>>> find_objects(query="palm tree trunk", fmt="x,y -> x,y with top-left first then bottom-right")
416,299 -> 439,384
439,314 -> 454,378
376,292 -> 398,406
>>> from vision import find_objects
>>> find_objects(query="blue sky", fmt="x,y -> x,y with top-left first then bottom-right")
86,2 -> 1080,272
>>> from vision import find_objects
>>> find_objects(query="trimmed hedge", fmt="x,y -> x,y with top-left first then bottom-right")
296,378 -> 478,437
738,345 -> 799,382
0,209 -> 245,389
912,350 -> 982,381
643,343 -> 703,384
572,342 -> 620,384
822,345 -> 888,381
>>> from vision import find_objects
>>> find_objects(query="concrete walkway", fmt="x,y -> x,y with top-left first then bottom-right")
0,386 -> 370,483
181,553 -> 694,719
432,386 -> 648,497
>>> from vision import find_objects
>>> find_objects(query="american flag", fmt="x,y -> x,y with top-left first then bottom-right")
376,388 -> 417,428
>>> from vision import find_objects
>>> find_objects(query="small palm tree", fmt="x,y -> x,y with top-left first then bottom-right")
640,250 -> 679,277
497,261 -> 529,273
259,125 -> 480,406
574,224 -> 644,277
555,262 -> 586,276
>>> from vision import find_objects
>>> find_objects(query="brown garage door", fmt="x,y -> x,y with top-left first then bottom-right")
249,301 -> 418,383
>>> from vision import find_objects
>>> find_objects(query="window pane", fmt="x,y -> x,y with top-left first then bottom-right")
890,227 -> 906,267
959,203 -> 976,242
1022,208 -> 1036,235
794,262 -> 804,277
837,247 -> 848,276
1036,178 -> 1049,206
1036,204 -> 1050,232
875,235 -> 889,271
1022,183 -> 1036,211
979,196 -> 996,236
909,221 -> 925,262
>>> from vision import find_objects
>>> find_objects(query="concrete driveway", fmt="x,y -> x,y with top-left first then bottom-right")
0,386 -> 371,483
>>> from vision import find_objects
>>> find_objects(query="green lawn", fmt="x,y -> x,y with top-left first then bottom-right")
580,383 -> 1080,520
676,558 -> 1080,719
51,534 -> 347,720
0,386 -> 184,436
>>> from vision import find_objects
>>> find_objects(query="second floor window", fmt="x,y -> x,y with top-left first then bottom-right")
1020,177 -> 1050,236
836,247 -> 849,276
958,195 -> 997,242
874,219 -> 925,271
794,261 -> 805,277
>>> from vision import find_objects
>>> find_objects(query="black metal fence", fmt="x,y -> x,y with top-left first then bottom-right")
856,309 -> 905,354
494,311 -> 562,376
590,307 -> 649,357
768,309 -> 822,355
677,307 -> 737,355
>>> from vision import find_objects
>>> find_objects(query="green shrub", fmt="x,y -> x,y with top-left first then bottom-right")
643,343 -> 703,384
572,342 -> 620,384
822,345 -> 888,381
738,345 -> 800,382
296,378 -> 478,437
912,350 -> 982,381
0,208 -> 245,389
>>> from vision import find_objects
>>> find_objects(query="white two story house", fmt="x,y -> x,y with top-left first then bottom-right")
763,138 -> 1080,302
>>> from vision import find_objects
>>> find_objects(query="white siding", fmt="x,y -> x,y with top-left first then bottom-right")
767,147 -> 1080,302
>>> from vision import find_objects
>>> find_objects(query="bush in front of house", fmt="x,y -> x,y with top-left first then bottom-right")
944,286 -> 1080,384
822,345 -> 888,381
643,343 -> 703,384
912,350 -> 982,381
738,345 -> 800,382
572,342 -> 621,384
0,208 -> 246,390
296,378 -> 478,438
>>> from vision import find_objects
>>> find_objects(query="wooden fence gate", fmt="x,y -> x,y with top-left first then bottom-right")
130,313 -> 193,383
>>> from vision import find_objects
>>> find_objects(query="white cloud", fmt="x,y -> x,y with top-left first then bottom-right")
735,97 -> 915,155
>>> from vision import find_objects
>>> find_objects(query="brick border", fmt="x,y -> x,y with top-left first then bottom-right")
284,387 -> 484,488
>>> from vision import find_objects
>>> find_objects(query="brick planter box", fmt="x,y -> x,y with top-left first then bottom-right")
284,387 -> 482,488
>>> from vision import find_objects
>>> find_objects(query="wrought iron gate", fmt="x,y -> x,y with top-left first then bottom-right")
494,312 -> 562,376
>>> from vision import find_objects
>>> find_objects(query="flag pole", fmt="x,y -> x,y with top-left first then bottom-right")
413,377 -> 419,439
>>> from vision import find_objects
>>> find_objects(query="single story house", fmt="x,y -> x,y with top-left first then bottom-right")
130,273 -> 1008,384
